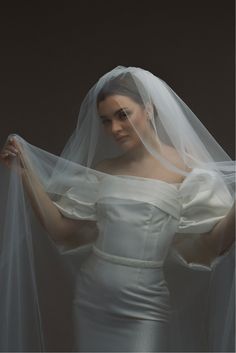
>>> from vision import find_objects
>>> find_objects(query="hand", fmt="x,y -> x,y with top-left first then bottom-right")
0,136 -> 25,173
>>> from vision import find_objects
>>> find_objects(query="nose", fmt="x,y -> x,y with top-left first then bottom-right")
111,120 -> 122,134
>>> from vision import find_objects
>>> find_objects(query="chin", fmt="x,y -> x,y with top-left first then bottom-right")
118,140 -> 140,152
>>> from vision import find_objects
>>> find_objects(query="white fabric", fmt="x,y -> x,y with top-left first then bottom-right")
54,167 -> 233,267
178,168 -> 232,233
0,66 -> 234,352
54,167 -> 232,227
52,167 -> 234,351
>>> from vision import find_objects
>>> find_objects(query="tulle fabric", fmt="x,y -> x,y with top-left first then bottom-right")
0,66 -> 235,352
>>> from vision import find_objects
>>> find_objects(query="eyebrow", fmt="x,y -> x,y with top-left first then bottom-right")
99,107 -> 129,119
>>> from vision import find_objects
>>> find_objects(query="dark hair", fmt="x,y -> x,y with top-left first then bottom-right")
96,72 -> 159,121
97,73 -> 145,107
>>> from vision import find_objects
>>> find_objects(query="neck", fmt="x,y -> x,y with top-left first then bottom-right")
123,139 -> 161,164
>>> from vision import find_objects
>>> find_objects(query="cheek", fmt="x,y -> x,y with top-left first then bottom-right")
102,125 -> 112,135
128,112 -> 147,133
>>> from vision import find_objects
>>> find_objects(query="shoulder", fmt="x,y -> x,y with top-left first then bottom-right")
162,145 -> 192,173
94,156 -> 126,174
94,158 -> 117,173
156,145 -> 192,183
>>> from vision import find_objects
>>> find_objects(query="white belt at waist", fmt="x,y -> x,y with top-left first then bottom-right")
92,245 -> 163,268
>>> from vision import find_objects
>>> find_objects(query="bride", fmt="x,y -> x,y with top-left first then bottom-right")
0,66 -> 235,352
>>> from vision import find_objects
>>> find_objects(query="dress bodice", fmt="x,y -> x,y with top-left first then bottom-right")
53,167 -> 232,267
95,175 -> 180,263
52,168 -> 234,353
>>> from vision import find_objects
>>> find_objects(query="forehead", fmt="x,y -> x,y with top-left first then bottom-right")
97,95 -> 139,115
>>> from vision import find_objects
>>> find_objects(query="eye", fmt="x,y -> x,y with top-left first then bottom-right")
101,118 -> 111,125
118,110 -> 130,120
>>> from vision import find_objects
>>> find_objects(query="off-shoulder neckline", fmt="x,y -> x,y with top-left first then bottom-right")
98,168 -> 202,189
113,174 -> 180,188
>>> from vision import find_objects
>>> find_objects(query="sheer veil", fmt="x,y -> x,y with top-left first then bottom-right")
0,66 -> 235,351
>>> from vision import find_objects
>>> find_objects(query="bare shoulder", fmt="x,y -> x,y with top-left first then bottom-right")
94,146 -> 192,182
162,145 -> 192,172
94,158 -> 118,174
158,145 -> 192,183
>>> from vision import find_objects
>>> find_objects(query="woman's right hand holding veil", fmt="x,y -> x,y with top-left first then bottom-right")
0,135 -> 26,174
0,135 -> 94,247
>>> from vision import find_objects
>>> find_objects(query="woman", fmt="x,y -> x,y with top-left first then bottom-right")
0,66 -> 235,352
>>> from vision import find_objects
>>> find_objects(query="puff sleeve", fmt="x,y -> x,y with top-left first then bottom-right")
165,169 -> 234,352
53,172 -> 99,221
173,168 -> 234,268
177,168 -> 233,234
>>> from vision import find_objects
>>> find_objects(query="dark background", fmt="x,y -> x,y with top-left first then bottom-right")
0,1 -> 235,157
0,2 -> 234,351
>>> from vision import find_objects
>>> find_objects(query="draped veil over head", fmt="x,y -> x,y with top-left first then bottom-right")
0,66 -> 235,352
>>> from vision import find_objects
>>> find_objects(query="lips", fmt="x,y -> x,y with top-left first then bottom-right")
115,135 -> 129,142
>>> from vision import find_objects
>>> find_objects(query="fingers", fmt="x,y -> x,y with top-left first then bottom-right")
0,136 -> 27,174
2,144 -> 18,157
0,137 -> 20,163
5,145 -> 18,156
2,151 -> 18,158
9,136 -> 20,149
9,137 -> 24,156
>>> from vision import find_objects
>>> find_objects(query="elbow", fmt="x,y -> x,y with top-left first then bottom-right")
204,216 -> 235,257
43,212 -> 69,242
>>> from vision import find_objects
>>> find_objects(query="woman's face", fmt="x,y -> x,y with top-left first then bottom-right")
98,95 -> 150,151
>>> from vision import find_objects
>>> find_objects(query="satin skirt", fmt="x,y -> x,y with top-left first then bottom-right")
73,248 -> 171,352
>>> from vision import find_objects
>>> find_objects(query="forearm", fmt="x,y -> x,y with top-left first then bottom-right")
1,136 -> 84,242
21,168 -> 68,241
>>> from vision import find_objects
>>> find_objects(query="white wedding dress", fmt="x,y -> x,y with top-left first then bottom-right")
0,66 -> 234,352
53,167 -> 233,352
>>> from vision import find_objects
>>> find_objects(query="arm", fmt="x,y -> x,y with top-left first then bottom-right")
21,166 -> 95,245
173,202 -> 235,266
203,202 -> 235,257
0,137 -> 96,245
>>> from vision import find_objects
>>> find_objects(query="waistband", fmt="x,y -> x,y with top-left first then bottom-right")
92,245 -> 163,268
